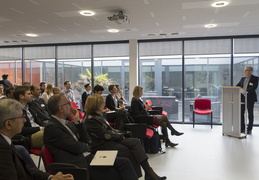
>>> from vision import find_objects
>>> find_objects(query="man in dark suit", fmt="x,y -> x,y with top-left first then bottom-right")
236,66 -> 259,134
43,93 -> 138,180
13,86 -> 45,148
0,99 -> 73,180
30,84 -> 51,124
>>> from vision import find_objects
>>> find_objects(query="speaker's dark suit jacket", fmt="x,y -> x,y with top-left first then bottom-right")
236,74 -> 259,103
236,74 -> 259,131
0,135 -> 49,180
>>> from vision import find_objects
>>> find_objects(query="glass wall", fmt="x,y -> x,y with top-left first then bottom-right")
139,41 -> 182,121
233,38 -> 259,125
184,39 -> 232,124
93,44 -> 130,101
24,46 -> 55,85
0,48 -> 22,85
1,35 -> 259,126
57,45 -> 91,107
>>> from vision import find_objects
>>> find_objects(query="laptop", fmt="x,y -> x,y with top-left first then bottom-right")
90,150 -> 118,166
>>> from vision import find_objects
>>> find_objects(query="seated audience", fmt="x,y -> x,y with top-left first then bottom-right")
0,99 -> 74,180
53,87 -> 61,94
130,86 -> 184,147
106,84 -> 126,111
62,81 -> 76,102
13,86 -> 44,149
41,83 -> 53,104
115,84 -> 127,106
23,82 -> 31,87
85,94 -> 167,180
81,83 -> 92,108
39,81 -> 46,95
30,85 -> 51,123
44,93 -> 138,180
0,84 -> 5,99
5,87 -> 15,99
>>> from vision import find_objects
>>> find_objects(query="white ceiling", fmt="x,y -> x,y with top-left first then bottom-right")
0,0 -> 259,46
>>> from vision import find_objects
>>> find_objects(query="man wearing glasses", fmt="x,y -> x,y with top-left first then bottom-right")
13,86 -> 45,148
44,93 -> 138,180
0,99 -> 74,180
236,66 -> 259,134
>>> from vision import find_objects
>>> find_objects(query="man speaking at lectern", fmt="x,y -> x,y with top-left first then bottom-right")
236,66 -> 258,134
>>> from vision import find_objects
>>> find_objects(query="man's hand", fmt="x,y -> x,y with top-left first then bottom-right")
51,172 -> 74,180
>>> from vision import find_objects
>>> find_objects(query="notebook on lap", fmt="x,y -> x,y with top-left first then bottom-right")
90,150 -> 118,166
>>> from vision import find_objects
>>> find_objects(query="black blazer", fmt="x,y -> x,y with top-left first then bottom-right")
85,114 -> 124,149
0,135 -> 49,180
130,97 -> 148,117
81,92 -> 92,105
19,108 -> 44,146
236,74 -> 259,103
105,94 -> 117,110
43,116 -> 90,168
29,99 -> 51,121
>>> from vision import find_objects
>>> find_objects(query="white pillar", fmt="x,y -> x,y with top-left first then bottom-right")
129,39 -> 138,102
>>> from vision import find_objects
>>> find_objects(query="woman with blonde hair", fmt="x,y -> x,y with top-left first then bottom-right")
130,86 -> 183,147
41,83 -> 53,104
85,94 -> 166,180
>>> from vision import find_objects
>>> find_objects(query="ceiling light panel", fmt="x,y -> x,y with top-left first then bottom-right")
211,1 -> 230,7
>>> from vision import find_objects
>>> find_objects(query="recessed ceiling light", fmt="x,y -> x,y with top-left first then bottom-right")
107,29 -> 119,33
25,33 -> 38,37
204,24 -> 218,28
79,10 -> 95,16
211,1 -> 229,7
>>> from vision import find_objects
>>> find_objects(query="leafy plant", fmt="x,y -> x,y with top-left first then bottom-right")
79,68 -> 112,87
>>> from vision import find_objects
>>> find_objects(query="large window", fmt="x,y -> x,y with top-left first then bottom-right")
24,47 -> 55,85
93,43 -> 129,101
139,41 -> 182,121
0,48 -> 22,85
57,45 -> 91,107
184,39 -> 231,124
233,38 -> 259,125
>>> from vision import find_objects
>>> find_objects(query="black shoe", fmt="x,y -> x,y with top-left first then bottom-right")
247,130 -> 252,134
171,131 -> 184,136
165,140 -> 178,147
145,168 -> 167,180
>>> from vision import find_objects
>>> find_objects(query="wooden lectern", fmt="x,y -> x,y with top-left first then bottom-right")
222,86 -> 247,138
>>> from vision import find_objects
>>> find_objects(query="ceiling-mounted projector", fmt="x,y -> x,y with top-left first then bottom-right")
107,11 -> 130,24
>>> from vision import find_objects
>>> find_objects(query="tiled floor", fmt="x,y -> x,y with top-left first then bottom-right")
32,124 -> 259,180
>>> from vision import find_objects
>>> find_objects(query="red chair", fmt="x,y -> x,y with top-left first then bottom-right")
193,99 -> 213,129
146,100 -> 168,116
41,146 -> 89,179
41,146 -> 54,171
29,148 -> 42,168
69,102 -> 85,121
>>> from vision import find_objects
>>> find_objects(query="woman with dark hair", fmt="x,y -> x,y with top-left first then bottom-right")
85,94 -> 166,180
130,86 -> 183,147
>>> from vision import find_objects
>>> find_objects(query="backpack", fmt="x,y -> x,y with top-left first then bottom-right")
143,130 -> 162,154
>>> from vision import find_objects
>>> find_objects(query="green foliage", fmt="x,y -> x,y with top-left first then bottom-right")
79,68 -> 112,86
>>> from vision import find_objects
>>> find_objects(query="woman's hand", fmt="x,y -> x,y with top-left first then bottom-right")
145,104 -> 152,111
69,107 -> 80,121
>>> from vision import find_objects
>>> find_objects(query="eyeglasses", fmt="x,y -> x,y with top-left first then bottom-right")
7,115 -> 26,121
60,102 -> 70,107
